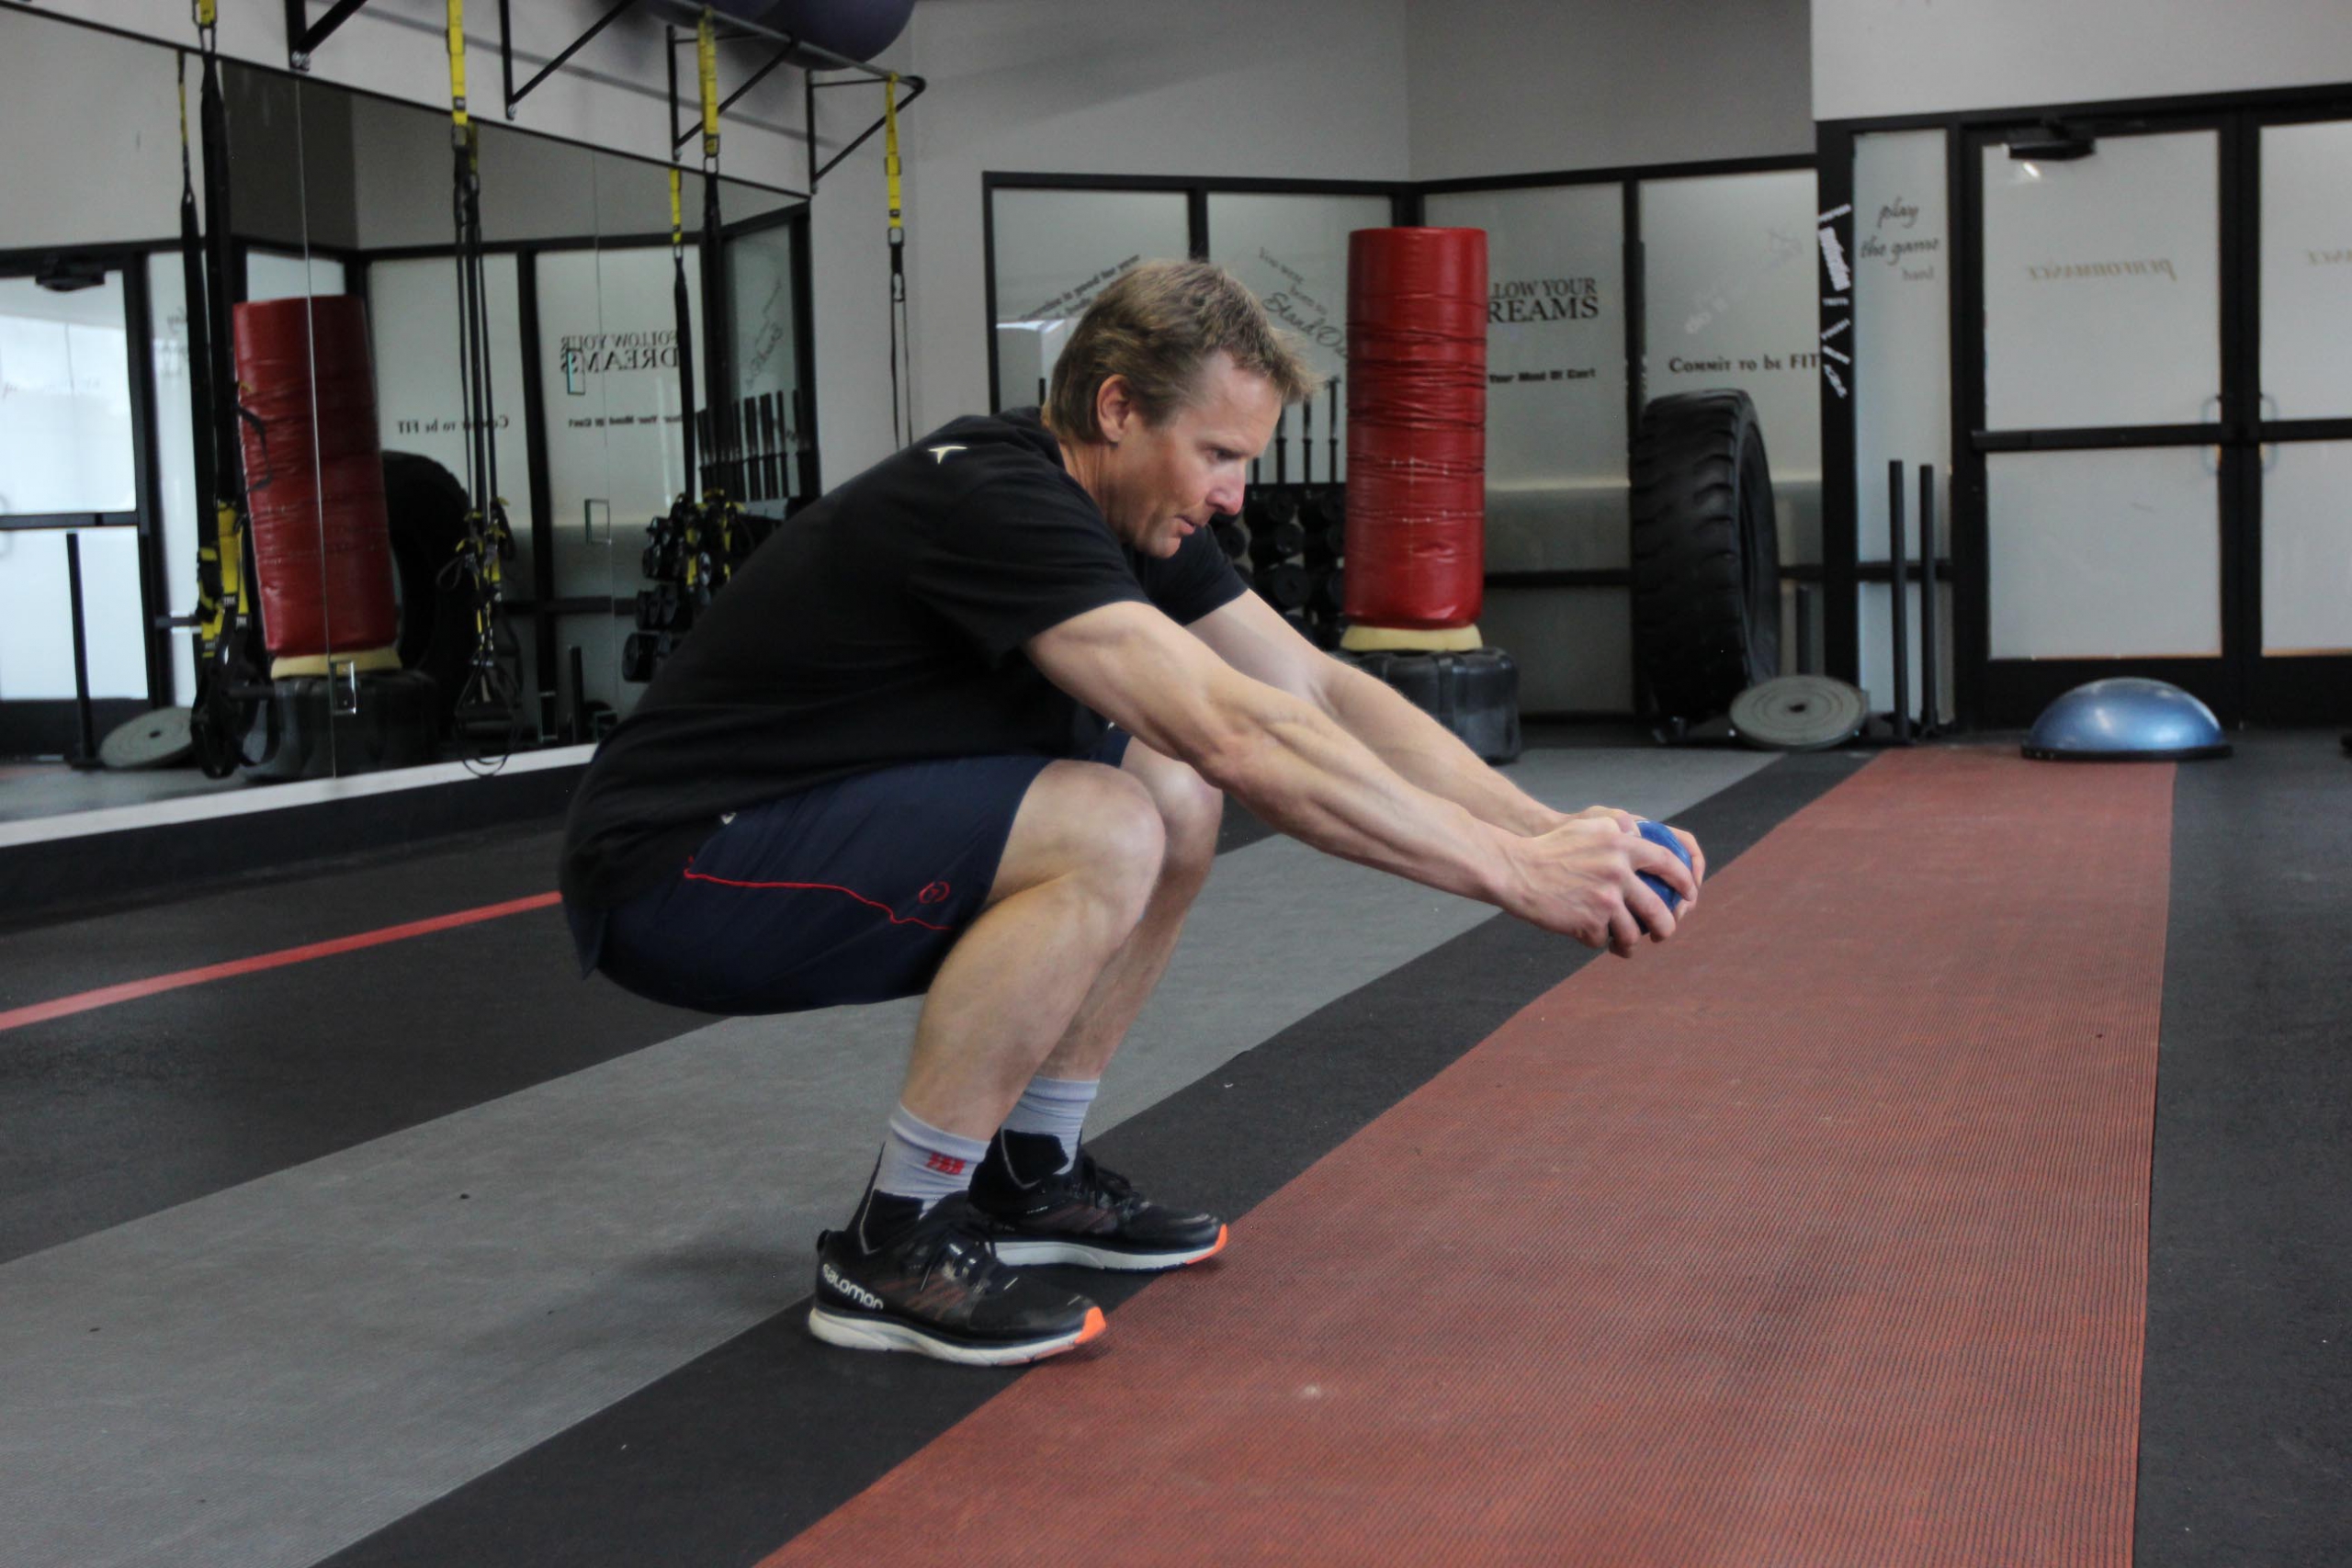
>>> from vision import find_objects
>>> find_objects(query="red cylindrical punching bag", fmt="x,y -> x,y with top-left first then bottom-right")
1342,228 -> 1487,631
232,295 -> 399,669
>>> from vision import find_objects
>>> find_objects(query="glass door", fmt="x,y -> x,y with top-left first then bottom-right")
1963,118 -> 2236,726
1962,105 -> 2352,727
2249,114 -> 2352,719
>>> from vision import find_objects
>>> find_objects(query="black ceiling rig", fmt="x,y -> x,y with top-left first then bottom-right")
650,2 -> 924,198
284,0 -> 374,71
281,0 -> 924,197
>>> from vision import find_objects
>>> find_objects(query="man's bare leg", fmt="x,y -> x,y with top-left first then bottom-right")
1035,739 -> 1223,1081
897,759 -> 1168,1140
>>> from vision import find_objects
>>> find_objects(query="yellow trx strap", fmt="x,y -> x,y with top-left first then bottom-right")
883,73 -> 911,445
884,73 -> 905,242
669,167 -> 684,250
447,0 -> 469,136
200,503 -> 243,645
697,7 -> 719,166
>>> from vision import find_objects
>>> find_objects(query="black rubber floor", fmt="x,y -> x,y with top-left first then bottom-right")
2139,734 -> 2351,1567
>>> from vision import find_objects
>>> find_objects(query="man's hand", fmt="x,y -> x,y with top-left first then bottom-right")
1498,816 -> 1702,959
1558,805 -> 1708,892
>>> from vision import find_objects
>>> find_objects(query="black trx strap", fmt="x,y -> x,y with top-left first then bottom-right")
183,1 -> 273,779
671,168 -> 697,496
443,0 -> 520,768
177,53 -> 217,567
884,73 -> 911,449
691,9 -> 742,589
694,9 -> 729,502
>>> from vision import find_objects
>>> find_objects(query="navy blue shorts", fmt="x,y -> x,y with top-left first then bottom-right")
570,730 -> 1131,1016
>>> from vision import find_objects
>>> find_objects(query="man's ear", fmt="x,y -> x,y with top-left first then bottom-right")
1094,375 -> 1136,446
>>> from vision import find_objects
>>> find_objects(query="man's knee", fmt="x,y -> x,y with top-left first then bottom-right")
1122,742 -> 1222,875
1154,761 -> 1222,875
992,761 -> 1167,923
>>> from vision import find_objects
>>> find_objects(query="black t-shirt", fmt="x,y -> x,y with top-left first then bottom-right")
559,408 -> 1246,908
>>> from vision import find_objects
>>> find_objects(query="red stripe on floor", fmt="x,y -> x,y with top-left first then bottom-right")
765,749 -> 2172,1566
0,892 -> 561,1034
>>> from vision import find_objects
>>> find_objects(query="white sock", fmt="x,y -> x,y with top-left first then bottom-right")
998,1074 -> 1100,1177
871,1103 -> 987,1213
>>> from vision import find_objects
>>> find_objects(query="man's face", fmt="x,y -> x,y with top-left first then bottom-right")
1091,354 -> 1284,558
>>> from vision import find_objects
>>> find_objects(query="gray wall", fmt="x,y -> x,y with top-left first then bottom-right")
0,15 -> 201,249
1408,0 -> 1815,181
1815,0 -> 2352,120
888,0 -> 1414,472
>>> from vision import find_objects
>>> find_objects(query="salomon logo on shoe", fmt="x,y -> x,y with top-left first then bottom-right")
821,1263 -> 884,1311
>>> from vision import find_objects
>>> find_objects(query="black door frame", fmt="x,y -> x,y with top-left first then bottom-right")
1960,108 -> 2244,728
1821,79 -> 2352,730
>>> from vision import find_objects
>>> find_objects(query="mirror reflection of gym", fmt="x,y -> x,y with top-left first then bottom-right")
0,4 -> 812,818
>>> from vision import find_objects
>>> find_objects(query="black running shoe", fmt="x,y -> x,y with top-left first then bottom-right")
807,1193 -> 1105,1366
970,1134 -> 1228,1271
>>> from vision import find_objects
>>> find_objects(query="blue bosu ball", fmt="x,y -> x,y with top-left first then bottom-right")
2022,677 -> 2232,761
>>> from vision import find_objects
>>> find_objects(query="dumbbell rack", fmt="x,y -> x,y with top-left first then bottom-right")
622,496 -> 788,684
1217,483 -> 1348,648
1222,380 -> 1350,645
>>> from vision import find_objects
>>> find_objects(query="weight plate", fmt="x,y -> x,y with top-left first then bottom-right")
99,706 -> 196,771
1729,674 -> 1867,752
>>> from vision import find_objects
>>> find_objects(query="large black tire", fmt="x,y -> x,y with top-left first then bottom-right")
381,451 -> 476,729
1630,390 -> 1781,725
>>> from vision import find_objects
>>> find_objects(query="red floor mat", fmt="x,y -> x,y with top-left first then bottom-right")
768,750 -> 2173,1567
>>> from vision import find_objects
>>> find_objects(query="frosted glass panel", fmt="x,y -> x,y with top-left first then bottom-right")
1424,184 -> 1626,571
0,274 -> 135,516
245,249 -> 345,302
1853,130 -> 1951,563
1641,170 -> 1821,565
2260,120 -> 2352,420
1208,191 -> 1389,483
1982,132 -> 2218,430
729,221 -> 807,513
0,527 -> 146,698
536,246 -> 703,604
1986,447 -> 2220,658
368,255 -> 534,588
991,189 -> 1190,412
147,254 -> 200,705
2261,440 -> 2352,654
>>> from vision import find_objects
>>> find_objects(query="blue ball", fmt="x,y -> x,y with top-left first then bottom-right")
1634,818 -> 1693,930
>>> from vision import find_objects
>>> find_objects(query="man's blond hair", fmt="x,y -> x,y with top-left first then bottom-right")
1044,259 -> 1323,441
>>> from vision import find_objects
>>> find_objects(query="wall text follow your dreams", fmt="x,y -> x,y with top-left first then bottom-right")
1490,276 -> 1600,323
560,330 -> 682,381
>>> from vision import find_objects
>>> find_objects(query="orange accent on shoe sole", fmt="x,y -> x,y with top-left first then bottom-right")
1074,1307 -> 1107,1346
1186,1225 -> 1229,1265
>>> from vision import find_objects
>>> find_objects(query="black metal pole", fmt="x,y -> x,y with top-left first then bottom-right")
1888,459 -> 1911,744
1328,377 -> 1340,483
1918,463 -> 1940,736
66,534 -> 101,769
569,643 -> 587,743
1795,581 -> 1816,676
791,386 -> 817,500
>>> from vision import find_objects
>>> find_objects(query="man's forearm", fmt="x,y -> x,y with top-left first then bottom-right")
1318,660 -> 1564,836
1195,683 -> 1524,912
